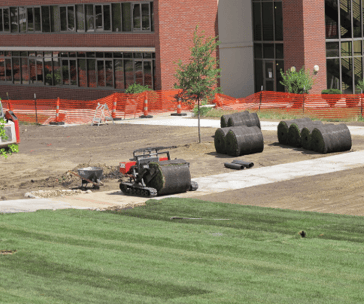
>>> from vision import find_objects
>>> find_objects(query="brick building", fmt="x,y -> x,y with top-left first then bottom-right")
0,0 -> 360,100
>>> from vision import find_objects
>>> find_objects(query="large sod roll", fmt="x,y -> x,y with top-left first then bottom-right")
301,123 -> 331,150
225,126 -> 264,156
214,127 -> 243,154
220,111 -> 249,128
311,124 -> 352,154
227,112 -> 261,129
277,117 -> 312,145
148,160 -> 192,196
288,120 -> 323,147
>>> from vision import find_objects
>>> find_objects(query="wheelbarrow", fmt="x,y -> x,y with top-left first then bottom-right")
68,167 -> 104,190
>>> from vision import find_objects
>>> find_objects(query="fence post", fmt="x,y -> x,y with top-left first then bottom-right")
34,93 -> 38,125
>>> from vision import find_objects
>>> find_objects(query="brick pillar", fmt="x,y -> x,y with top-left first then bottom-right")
156,0 -> 218,90
283,0 -> 326,94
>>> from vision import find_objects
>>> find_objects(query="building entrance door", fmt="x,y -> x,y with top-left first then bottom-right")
264,60 -> 275,91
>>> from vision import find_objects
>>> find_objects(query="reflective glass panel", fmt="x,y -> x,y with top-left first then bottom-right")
112,3 -> 121,32
78,59 -> 87,87
122,3 -> 132,32
114,59 -> 124,89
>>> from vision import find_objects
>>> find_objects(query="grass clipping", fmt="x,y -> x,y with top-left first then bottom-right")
148,160 -> 191,196
311,124 -> 352,154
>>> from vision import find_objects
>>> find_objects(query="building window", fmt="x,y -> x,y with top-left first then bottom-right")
252,0 -> 284,93
325,0 -> 364,93
0,2 -> 154,34
0,51 -> 155,91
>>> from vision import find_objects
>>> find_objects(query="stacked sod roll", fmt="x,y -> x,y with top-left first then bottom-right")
225,126 -> 264,156
288,120 -> 323,147
311,124 -> 352,154
277,117 -> 311,145
301,123 -> 331,150
215,111 -> 264,156
148,159 -> 192,195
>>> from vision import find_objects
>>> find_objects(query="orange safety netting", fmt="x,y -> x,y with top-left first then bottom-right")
2,90 -> 364,125
1,90 -> 195,125
212,91 -> 364,120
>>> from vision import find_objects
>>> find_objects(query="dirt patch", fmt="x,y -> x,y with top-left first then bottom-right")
1,119 -> 364,216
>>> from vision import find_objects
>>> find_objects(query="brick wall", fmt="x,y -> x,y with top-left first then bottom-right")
283,0 -> 326,94
155,0 -> 218,90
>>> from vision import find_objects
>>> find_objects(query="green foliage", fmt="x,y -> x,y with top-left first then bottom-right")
125,83 -> 153,94
280,67 -> 315,94
321,89 -> 342,94
0,116 -> 19,159
193,99 -> 212,117
356,78 -> 364,92
174,25 -> 221,104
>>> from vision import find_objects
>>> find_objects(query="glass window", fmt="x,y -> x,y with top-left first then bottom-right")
353,0 -> 361,37
151,2 -> 154,32
105,53 -> 113,58
85,5 -> 94,32
87,59 -> 96,87
42,6 -> 51,32
340,0 -> 352,38
78,59 -> 87,87
34,7 -> 41,32
10,7 -> 18,33
354,57 -> 362,93
254,60 -> 264,92
122,3 -> 132,32
142,3 -> 150,30
275,44 -> 283,59
105,60 -> 113,87
134,53 -> 142,59
68,6 -> 75,31
143,53 -> 152,59
133,4 -> 141,30
276,60 -> 285,91
29,59 -> 35,83
70,59 -> 76,85
95,5 -> 103,30
124,59 -> 134,88
0,58 -> 5,81
124,53 -> 132,58
21,57 -> 29,84
28,8 -> 34,32
104,5 -> 111,31
326,42 -> 340,57
19,7 -> 26,33
60,7 -> 67,31
112,3 -> 121,32
53,56 -> 61,85
263,44 -> 274,58
51,6 -> 60,32
144,61 -> 152,88
0,9 -> 3,32
325,0 -> 338,39
254,44 -> 262,59
354,40 -> 362,56
135,60 -> 143,85
97,60 -> 105,86
262,2 -> 274,40
44,55 -> 52,85
253,3 -> 261,41
114,59 -> 124,89
62,60 -> 69,85
274,2 -> 283,41
3,8 -> 10,32
5,58 -> 12,82
76,5 -> 85,32
13,57 -> 20,84
36,57 -> 43,84
341,57 -> 353,93
341,41 -> 352,56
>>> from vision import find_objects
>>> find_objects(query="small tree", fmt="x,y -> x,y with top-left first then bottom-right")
280,67 -> 315,94
174,25 -> 221,143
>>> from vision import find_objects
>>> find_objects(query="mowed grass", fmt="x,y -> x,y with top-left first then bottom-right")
1,198 -> 364,303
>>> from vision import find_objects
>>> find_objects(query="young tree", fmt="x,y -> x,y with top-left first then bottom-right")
280,67 -> 315,94
174,25 -> 221,143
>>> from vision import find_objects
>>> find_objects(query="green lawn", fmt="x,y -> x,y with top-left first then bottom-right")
1,198 -> 364,303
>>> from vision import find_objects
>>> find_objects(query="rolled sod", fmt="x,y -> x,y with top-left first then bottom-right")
227,112 -> 261,129
301,122 -> 328,150
288,120 -> 323,148
277,117 -> 311,145
214,127 -> 243,154
220,111 -> 248,128
311,124 -> 352,154
148,160 -> 192,196
225,126 -> 264,156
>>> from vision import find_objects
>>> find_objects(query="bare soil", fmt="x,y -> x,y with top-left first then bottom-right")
2,119 -> 364,215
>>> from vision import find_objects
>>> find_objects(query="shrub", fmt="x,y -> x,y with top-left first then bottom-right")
280,67 -> 315,94
125,83 -> 153,94
321,89 -> 342,94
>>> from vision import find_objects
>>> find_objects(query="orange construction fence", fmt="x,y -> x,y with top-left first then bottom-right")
213,91 -> 364,120
1,90 -> 364,125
